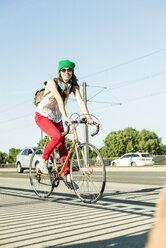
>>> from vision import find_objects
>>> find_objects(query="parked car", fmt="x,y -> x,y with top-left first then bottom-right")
16,147 -> 60,173
111,152 -> 154,166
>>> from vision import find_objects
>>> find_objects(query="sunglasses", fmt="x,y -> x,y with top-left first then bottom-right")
61,68 -> 72,73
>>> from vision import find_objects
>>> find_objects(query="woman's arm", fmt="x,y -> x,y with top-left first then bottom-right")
46,79 -> 71,123
74,87 -> 93,124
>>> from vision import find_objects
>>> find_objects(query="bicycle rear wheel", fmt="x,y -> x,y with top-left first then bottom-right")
70,142 -> 106,204
29,148 -> 54,198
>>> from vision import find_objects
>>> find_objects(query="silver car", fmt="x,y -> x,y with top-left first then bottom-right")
16,147 -> 60,173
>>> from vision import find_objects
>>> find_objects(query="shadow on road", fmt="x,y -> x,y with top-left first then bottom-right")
47,232 -> 148,248
0,185 -> 161,208
0,185 -> 160,248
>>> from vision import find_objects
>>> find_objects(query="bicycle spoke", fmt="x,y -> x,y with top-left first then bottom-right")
70,143 -> 106,204
29,148 -> 54,198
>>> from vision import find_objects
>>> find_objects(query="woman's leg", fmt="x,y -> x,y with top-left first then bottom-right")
35,112 -> 70,176
54,121 -> 70,176
35,112 -> 62,160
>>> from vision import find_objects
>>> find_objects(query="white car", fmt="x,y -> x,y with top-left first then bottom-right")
16,147 -> 60,173
111,152 -> 154,166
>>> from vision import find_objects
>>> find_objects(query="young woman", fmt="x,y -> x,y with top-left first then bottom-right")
35,60 -> 93,188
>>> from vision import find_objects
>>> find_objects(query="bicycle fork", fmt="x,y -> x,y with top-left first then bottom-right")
75,143 -> 92,175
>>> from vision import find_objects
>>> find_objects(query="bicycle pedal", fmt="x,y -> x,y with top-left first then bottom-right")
51,179 -> 59,187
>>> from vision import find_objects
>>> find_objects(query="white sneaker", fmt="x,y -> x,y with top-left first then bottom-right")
36,163 -> 48,174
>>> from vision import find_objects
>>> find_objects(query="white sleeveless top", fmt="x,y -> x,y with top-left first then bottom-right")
36,90 -> 69,123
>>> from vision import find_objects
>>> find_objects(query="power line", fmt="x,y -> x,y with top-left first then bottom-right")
0,113 -> 33,124
90,90 -> 166,113
84,70 -> 166,106
3,48 -> 166,124
109,70 -> 166,90
87,70 -> 166,91
2,68 -> 165,124
0,99 -> 32,114
123,90 -> 166,104
90,100 -> 122,106
3,47 -> 166,114
79,47 -> 166,80
87,88 -> 107,101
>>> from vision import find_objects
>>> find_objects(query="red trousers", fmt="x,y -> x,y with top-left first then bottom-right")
35,112 -> 70,175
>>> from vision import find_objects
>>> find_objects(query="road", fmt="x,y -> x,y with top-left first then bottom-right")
0,167 -> 166,248
1,166 -> 166,185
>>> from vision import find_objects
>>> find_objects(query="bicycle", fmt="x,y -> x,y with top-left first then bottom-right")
29,117 -> 106,204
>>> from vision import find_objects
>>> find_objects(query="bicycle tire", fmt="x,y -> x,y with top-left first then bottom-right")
70,142 -> 106,204
29,148 -> 54,198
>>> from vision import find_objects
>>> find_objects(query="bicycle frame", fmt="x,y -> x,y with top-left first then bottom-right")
40,124 -> 79,178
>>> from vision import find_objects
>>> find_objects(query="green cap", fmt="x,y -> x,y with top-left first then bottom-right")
58,60 -> 75,73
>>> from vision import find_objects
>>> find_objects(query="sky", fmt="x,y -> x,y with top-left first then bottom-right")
0,0 -> 166,154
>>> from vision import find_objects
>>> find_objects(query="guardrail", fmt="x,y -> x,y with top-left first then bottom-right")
153,155 -> 166,165
103,155 -> 166,166
0,155 -> 166,168
0,163 -> 15,168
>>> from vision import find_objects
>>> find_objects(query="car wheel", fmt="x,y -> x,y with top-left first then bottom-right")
17,162 -> 23,173
112,162 -> 117,166
131,162 -> 136,166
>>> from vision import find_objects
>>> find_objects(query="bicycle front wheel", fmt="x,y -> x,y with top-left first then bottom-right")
29,148 -> 54,198
70,142 -> 106,204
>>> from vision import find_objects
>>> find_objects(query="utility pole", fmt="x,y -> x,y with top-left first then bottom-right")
82,82 -> 89,143
41,130 -> 43,147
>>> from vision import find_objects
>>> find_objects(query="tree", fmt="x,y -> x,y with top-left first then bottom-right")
0,152 -> 8,164
9,148 -> 20,163
138,130 -> 161,155
65,137 -> 73,151
102,127 -> 139,157
160,144 -> 166,154
37,136 -> 48,147
100,127 -> 164,158
38,136 -> 73,152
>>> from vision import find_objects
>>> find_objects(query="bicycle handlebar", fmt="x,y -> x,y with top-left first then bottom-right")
62,119 -> 100,137
91,122 -> 100,137
61,121 -> 70,137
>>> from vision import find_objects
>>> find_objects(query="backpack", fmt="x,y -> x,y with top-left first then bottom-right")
34,78 -> 72,106
34,88 -> 49,106
33,79 -> 58,106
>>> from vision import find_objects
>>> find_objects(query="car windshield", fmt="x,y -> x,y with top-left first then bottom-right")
141,153 -> 152,158
33,148 -> 43,155
17,150 -> 22,155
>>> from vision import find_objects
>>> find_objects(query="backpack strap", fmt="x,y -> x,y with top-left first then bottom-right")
43,78 -> 70,102
41,90 -> 51,100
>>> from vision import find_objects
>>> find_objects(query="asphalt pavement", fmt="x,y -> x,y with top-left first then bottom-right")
0,167 -> 165,248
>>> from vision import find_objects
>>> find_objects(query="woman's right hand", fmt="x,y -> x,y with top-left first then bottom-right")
64,117 -> 72,125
